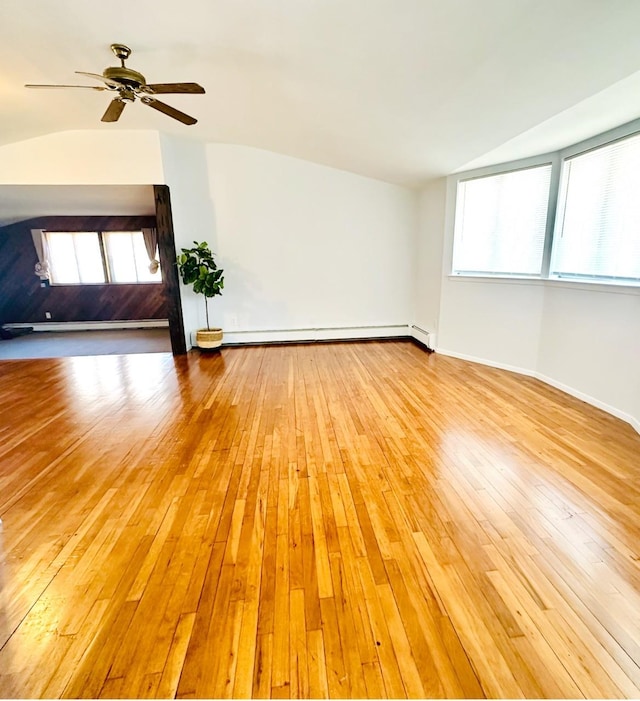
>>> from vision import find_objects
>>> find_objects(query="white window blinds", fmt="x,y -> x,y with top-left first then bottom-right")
46,232 -> 105,284
452,164 -> 552,276
551,132 -> 640,283
103,231 -> 161,283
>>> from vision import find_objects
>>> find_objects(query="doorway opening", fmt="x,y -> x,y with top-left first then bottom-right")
0,184 -> 186,359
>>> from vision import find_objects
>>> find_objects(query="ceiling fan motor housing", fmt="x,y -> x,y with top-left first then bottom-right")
104,44 -> 145,89
103,66 -> 146,89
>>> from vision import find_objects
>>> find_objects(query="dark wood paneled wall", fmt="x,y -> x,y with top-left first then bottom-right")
0,215 -> 168,324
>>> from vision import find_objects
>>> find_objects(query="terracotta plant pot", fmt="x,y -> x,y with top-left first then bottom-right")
196,328 -> 223,350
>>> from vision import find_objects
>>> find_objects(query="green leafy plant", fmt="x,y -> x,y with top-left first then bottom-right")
177,241 -> 224,331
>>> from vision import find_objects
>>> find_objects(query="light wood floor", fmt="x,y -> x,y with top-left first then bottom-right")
1,341 -> 639,699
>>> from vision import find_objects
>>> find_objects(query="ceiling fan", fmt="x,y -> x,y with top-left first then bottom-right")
25,43 -> 205,125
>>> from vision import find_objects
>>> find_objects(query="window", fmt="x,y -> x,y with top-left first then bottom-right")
103,232 -> 159,283
451,121 -> 640,288
47,232 -> 106,284
551,132 -> 640,284
46,230 -> 162,285
452,164 -> 552,276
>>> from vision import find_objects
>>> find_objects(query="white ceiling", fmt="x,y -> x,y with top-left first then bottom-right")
0,185 -> 156,227
2,0 -> 640,186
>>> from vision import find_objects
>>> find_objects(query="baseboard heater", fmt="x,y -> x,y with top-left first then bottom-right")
217,324 -> 435,351
9,320 -> 169,332
218,324 -> 405,346
410,324 -> 435,351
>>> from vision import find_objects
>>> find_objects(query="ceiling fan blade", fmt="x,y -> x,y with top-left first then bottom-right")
25,83 -> 107,90
141,97 -> 197,125
144,82 -> 205,94
75,71 -> 121,89
102,98 -> 126,123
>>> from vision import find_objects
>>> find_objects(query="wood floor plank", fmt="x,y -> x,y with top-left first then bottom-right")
0,341 -> 639,698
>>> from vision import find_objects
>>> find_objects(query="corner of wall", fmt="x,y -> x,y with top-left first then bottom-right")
413,177 -> 447,344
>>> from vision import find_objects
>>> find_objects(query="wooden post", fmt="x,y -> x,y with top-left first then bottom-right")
154,184 -> 187,355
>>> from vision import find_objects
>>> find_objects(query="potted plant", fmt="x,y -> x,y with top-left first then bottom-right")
177,241 -> 225,350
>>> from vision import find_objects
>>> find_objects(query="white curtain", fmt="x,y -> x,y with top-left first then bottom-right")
30,229 -> 51,280
141,227 -> 159,274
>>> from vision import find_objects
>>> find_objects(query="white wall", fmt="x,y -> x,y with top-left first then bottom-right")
159,134 -> 219,349
438,278 -> 546,373
537,284 -> 640,429
414,178 -> 446,346
206,144 -> 417,343
0,130 -> 164,184
421,176 -> 640,432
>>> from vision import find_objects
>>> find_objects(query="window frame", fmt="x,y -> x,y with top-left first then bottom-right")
452,161 -> 556,278
46,229 -> 162,286
449,116 -> 640,291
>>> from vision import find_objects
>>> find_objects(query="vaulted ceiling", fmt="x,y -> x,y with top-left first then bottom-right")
2,0 -> 640,186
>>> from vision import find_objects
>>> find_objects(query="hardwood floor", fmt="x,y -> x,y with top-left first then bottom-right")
0,341 -> 639,698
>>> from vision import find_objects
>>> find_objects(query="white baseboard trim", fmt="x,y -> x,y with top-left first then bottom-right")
222,324 -> 411,346
436,348 -> 536,378
535,372 -> 640,435
8,320 -> 169,332
437,347 -> 640,435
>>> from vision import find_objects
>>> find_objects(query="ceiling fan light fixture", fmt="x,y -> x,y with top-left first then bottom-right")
119,89 -> 136,103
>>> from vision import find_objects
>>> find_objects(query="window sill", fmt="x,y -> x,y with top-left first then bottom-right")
48,281 -> 163,287
448,274 -> 545,286
447,274 -> 640,295
545,277 -> 640,295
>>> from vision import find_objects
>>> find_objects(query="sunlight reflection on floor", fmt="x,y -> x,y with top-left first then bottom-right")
62,353 -> 171,407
